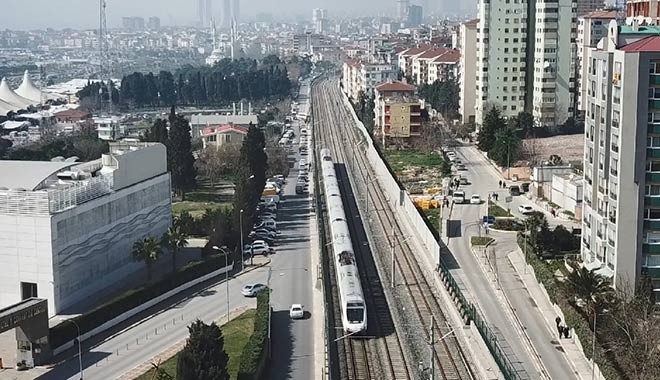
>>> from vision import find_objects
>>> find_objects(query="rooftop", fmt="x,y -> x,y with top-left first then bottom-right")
0,161 -> 74,191
619,25 -> 660,35
201,124 -> 249,136
463,18 -> 479,26
375,80 -> 416,92
582,10 -> 616,19
620,35 -> 660,51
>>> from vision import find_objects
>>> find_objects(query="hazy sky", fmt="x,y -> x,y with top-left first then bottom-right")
0,0 -> 396,30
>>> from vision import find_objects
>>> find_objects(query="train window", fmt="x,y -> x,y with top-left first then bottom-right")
323,156 -> 332,161
339,251 -> 355,265
346,307 -> 364,323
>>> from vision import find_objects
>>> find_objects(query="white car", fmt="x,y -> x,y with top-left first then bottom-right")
241,283 -> 267,297
289,304 -> 304,319
470,194 -> 481,204
519,205 -> 534,215
243,240 -> 273,256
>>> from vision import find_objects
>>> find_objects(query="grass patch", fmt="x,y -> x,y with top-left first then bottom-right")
384,150 -> 448,175
471,236 -> 494,246
423,208 -> 441,232
172,201 -> 229,218
134,309 -> 257,380
488,203 -> 512,217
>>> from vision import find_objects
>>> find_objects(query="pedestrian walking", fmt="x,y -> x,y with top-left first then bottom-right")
551,208 -> 556,218
564,326 -> 570,339
557,324 -> 564,338
502,181 -> 506,188
555,316 -> 561,328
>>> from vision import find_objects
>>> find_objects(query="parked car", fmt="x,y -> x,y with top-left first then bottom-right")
242,283 -> 268,297
456,164 -> 467,171
289,304 -> 304,319
509,185 -> 521,196
470,194 -> 481,204
252,228 -> 277,237
459,177 -> 469,185
296,181 -> 306,194
518,205 -> 534,215
243,240 -> 273,256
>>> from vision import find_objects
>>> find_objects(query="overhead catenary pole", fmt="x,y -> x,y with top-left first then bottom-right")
429,316 -> 435,380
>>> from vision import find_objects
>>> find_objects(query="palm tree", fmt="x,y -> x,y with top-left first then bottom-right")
162,223 -> 189,273
565,261 -> 613,318
132,236 -> 163,282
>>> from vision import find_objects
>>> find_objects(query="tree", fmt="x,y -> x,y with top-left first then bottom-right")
195,144 -> 241,184
477,107 -> 506,152
489,126 -> 521,167
515,111 -> 534,134
265,142 -> 290,177
177,320 -> 230,380
419,78 -> 460,119
168,107 -> 197,199
142,118 -> 169,145
161,223 -> 189,273
565,261 -> 613,319
548,154 -> 563,166
132,236 -> 162,282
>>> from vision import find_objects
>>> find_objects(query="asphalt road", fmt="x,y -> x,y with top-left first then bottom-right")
263,79 -> 315,380
445,142 -> 579,380
35,266 -> 270,380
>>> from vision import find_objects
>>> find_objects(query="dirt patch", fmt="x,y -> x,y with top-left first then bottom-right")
520,134 -> 584,165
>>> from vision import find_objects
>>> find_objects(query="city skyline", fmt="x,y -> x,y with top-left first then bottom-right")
0,0 -> 403,30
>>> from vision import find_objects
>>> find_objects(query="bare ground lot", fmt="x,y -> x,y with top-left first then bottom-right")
521,133 -> 584,164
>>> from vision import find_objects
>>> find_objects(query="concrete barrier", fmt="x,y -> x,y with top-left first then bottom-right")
52,263 -> 234,356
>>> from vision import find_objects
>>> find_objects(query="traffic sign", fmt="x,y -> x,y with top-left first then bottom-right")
505,196 -> 513,203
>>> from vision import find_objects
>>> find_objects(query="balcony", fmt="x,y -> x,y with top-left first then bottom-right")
651,75 -> 660,85
610,191 -> 618,201
609,214 -> 616,223
597,231 -> 604,239
583,239 -> 591,249
648,149 -> 660,159
644,220 -> 660,230
608,238 -> 616,247
584,218 -> 591,228
646,172 -> 660,183
645,197 -> 660,207
643,244 -> 660,255
611,144 -> 619,153
649,124 -> 660,134
650,99 -> 660,109
610,168 -> 618,176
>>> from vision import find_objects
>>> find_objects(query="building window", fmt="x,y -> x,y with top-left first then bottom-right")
648,161 -> 660,172
21,282 -> 37,300
648,136 -> 660,148
647,185 -> 660,196
645,208 -> 660,220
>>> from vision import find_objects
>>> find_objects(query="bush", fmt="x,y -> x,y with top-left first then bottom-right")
492,219 -> 524,231
49,254 -> 232,348
237,290 -> 270,380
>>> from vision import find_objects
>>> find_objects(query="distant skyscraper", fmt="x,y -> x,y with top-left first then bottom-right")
232,0 -> 240,23
147,16 -> 161,30
407,5 -> 423,26
397,0 -> 410,20
198,0 -> 213,27
222,0 -> 231,28
312,8 -> 328,34
122,17 -> 145,30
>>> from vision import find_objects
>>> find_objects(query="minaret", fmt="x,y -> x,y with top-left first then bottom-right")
230,18 -> 236,60
211,18 -> 217,51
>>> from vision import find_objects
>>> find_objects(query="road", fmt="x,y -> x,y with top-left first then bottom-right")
34,266 -> 270,380
445,142 -> 579,379
264,78 -> 315,380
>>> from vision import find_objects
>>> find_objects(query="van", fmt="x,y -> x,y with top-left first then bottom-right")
261,195 -> 280,204
509,185 -> 521,196
255,219 -> 277,231
296,181 -> 306,194
452,191 -> 466,204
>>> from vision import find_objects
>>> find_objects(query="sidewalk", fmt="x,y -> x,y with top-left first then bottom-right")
506,245 -> 595,380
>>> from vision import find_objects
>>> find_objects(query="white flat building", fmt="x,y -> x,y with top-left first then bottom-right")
577,11 -> 616,113
341,60 -> 398,101
0,143 -> 171,315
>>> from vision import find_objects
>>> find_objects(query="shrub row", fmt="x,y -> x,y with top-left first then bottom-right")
516,235 -> 623,380
49,254 -> 231,348
237,290 -> 270,380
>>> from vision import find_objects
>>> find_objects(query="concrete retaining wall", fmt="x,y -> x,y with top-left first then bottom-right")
52,263 -> 234,356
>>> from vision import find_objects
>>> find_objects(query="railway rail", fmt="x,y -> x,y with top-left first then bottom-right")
312,78 -> 410,380
312,77 -> 475,380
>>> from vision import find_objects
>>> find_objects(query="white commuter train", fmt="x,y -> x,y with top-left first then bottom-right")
320,148 -> 367,333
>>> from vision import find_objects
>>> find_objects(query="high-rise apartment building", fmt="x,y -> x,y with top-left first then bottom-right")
313,8 -> 328,34
122,17 -> 145,30
197,0 -> 213,27
147,16 -> 161,30
232,0 -> 240,23
577,0 -> 606,16
475,0 -> 577,128
577,11 -> 616,113
397,0 -> 410,21
582,23 -> 660,300
407,5 -> 423,27
458,19 -> 478,125
221,0 -> 231,28
627,0 -> 660,24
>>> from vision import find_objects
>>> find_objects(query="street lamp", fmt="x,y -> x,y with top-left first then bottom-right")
591,305 -> 608,380
212,245 -> 230,324
65,319 -> 83,380
239,209 -> 245,273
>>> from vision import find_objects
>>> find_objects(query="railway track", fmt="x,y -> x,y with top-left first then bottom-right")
312,77 -> 475,380
312,78 -> 410,380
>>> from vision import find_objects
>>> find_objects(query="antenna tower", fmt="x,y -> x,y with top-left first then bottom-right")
99,0 -> 112,113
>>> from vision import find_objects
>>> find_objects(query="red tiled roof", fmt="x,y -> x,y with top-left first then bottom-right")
401,44 -> 434,56
54,109 -> 91,118
619,35 -> 660,52
582,10 -> 616,19
464,18 -> 479,26
375,80 -> 416,92
418,47 -> 450,59
201,124 -> 248,136
433,50 -> 460,64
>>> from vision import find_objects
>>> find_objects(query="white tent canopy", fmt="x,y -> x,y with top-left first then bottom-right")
0,98 -> 17,116
0,78 -> 36,109
15,70 -> 44,103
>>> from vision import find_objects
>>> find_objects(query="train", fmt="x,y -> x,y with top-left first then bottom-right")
319,148 -> 368,334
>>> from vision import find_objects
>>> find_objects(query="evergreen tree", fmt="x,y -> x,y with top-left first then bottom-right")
142,118 -> 169,144
177,320 -> 230,380
477,107 -> 506,152
168,107 -> 197,199
489,126 -> 520,167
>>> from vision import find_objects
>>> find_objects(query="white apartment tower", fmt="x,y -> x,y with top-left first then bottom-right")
582,25 -> 660,300
577,11 -> 616,113
475,0 -> 578,128
458,19 -> 479,125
